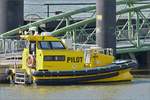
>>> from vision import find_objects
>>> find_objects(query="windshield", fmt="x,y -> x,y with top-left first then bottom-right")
39,41 -> 65,49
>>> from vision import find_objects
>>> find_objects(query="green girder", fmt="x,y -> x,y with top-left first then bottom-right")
1,1 -> 150,54
0,6 -> 96,37
1,3 -> 150,37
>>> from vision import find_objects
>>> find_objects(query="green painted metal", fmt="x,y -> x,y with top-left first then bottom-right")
116,2 -> 150,54
51,18 -> 95,36
1,1 -> 150,54
117,0 -> 147,5
117,46 -> 150,54
0,6 -> 96,37
127,3 -> 132,41
1,3 -> 150,37
117,4 -> 150,15
52,4 -> 150,36
115,1 -> 150,54
65,17 -> 71,38
135,12 -> 140,47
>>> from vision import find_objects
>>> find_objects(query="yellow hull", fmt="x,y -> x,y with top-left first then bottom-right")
89,70 -> 133,83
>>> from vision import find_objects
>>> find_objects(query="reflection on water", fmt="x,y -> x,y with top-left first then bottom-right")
0,78 -> 150,100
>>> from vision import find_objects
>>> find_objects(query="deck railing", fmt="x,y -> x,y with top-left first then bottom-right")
0,39 -> 26,54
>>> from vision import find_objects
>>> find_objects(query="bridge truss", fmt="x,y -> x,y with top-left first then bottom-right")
1,0 -> 150,55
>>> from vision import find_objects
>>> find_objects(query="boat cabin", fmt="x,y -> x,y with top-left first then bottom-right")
21,35 -> 114,74
21,35 -> 85,72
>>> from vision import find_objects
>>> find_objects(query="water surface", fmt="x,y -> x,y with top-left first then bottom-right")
0,78 -> 150,100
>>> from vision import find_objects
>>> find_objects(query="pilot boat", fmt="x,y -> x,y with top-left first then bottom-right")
8,34 -> 137,85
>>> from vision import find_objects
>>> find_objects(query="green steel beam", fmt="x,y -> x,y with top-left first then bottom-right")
135,12 -> 140,47
52,4 -> 150,36
117,4 -> 150,15
117,0 -> 139,5
51,18 -> 95,36
117,46 -> 150,54
0,0 -> 150,54
1,3 -> 150,37
117,0 -> 148,5
0,6 -> 96,37
127,3 -> 132,41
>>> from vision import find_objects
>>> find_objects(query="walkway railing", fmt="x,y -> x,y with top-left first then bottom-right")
0,39 -> 26,54
1,0 -> 150,54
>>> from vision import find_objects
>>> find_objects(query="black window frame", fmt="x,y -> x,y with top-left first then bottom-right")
44,55 -> 65,61
38,41 -> 66,50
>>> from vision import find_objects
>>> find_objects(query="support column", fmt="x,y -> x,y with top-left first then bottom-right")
0,0 -> 7,33
96,0 -> 116,55
0,0 -> 24,34
7,0 -> 24,31
146,52 -> 150,70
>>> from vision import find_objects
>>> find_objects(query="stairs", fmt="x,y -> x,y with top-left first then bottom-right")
14,71 -> 28,84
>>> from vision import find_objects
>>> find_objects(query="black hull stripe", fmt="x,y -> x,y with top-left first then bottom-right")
35,72 -> 119,85
32,60 -> 136,77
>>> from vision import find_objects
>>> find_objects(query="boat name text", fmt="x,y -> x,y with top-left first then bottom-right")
67,57 -> 83,63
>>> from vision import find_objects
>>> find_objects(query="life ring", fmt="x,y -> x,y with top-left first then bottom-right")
26,55 -> 36,68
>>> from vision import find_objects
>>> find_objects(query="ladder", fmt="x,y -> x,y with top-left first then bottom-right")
12,41 -> 26,84
14,71 -> 27,84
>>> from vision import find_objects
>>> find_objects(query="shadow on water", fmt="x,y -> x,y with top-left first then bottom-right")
1,78 -> 150,87
32,78 -> 150,86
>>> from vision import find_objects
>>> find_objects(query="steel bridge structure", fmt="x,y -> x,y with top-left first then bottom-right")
1,0 -> 150,57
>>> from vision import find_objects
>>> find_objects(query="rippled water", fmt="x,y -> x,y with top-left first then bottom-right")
0,78 -> 150,100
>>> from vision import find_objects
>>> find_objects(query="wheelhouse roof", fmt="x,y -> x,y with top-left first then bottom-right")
20,35 -> 60,41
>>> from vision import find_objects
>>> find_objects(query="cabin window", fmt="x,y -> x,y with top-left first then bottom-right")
38,41 -> 65,50
51,42 -> 64,49
39,41 -> 52,49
